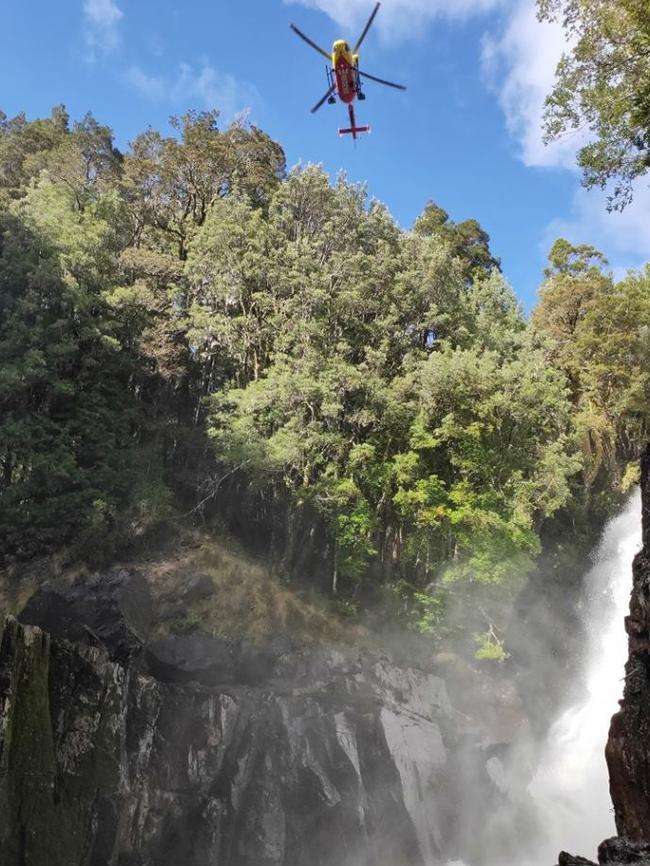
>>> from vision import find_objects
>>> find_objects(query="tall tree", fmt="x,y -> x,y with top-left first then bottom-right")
530,238 -> 611,379
538,0 -> 650,209
0,201 -> 140,558
413,201 -> 501,281
0,106 -> 70,200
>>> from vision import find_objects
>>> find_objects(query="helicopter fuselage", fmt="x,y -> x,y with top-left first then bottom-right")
331,40 -> 359,105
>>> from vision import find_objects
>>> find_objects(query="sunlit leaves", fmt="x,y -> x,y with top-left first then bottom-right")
538,0 -> 650,209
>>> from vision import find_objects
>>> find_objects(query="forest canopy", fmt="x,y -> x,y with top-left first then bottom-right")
1,106 -> 649,643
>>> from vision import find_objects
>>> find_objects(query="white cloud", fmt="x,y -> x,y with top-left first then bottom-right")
125,60 -> 259,120
483,0 -> 650,272
286,0 -> 506,40
171,62 -> 258,116
124,66 -> 166,101
544,179 -> 650,273
481,0 -> 585,169
83,0 -> 123,59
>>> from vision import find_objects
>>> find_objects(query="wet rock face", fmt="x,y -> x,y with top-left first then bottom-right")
0,611 -> 459,866
598,837 -> 650,864
556,838 -> 650,866
606,444 -> 650,843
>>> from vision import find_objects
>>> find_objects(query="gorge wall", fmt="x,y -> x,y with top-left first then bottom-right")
0,572 -> 519,866
7,448 -> 650,866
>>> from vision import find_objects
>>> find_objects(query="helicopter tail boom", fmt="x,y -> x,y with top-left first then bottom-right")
338,123 -> 370,138
338,104 -> 370,140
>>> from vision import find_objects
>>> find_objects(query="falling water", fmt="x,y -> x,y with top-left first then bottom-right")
522,489 -> 642,864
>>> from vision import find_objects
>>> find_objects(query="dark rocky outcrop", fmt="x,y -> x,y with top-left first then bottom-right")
183,573 -> 217,603
145,632 -> 238,685
557,838 -> 650,866
144,633 -> 279,687
0,593 -> 514,866
18,568 -> 152,662
599,837 -> 650,864
558,853 -> 598,866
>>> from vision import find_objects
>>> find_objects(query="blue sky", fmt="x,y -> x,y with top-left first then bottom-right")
3,0 -> 650,311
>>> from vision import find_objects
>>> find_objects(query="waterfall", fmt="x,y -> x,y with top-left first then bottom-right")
521,489 -> 642,864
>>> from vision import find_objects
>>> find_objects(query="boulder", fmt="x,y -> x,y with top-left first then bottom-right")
599,837 -> 650,864
145,633 -> 280,687
269,633 -> 294,657
18,568 -> 152,662
557,853 -> 597,866
145,632 -> 236,685
182,573 -> 216,603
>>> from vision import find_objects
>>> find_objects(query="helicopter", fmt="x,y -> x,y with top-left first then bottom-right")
290,2 -> 406,139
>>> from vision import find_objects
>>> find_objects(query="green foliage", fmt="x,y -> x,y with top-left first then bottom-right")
532,242 -> 650,484
205,168 -> 581,598
0,105 -> 645,650
380,581 -> 447,636
411,590 -> 446,635
538,0 -> 650,209
413,200 -> 501,281
0,107 -> 285,560
622,462 -> 641,492
0,205 -> 133,557
475,630 -> 510,662
0,105 -> 69,199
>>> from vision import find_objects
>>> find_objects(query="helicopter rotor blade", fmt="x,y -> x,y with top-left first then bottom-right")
353,2 -> 381,52
358,70 -> 407,90
290,24 -> 331,61
311,85 -> 336,114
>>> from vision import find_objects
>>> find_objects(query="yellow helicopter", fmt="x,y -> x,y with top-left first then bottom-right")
290,2 -> 406,139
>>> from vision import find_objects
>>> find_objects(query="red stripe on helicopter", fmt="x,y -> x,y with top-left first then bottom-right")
334,57 -> 357,104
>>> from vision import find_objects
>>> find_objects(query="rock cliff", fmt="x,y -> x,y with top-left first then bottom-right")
0,571 -> 511,866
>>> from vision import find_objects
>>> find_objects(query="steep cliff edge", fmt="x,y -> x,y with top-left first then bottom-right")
0,571 -> 519,866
